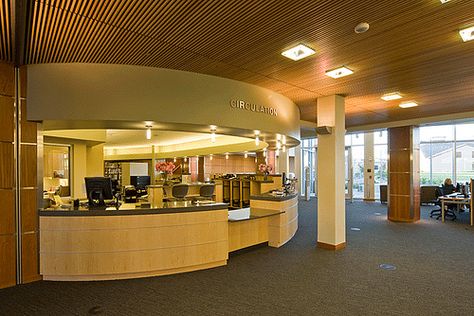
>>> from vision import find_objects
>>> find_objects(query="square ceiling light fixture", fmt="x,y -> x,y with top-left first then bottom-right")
325,66 -> 354,79
281,44 -> 316,61
399,101 -> 418,108
381,92 -> 403,101
459,26 -> 474,42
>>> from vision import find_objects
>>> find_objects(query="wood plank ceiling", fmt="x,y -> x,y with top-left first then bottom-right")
3,0 -> 474,128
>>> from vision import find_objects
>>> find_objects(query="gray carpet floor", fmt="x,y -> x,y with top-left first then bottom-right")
1,199 -> 474,315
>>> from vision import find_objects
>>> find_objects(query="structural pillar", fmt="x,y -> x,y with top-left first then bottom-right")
364,132 -> 375,201
316,95 -> 346,250
387,126 -> 420,222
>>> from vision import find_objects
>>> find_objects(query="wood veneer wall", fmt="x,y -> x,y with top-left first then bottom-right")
0,63 -> 40,289
0,63 -> 17,289
387,126 -> 420,222
19,67 -> 40,283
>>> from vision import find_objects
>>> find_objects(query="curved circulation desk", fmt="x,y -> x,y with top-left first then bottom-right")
39,194 -> 298,281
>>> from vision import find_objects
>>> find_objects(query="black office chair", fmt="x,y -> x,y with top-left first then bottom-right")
171,184 -> 189,201
197,184 -> 215,200
430,186 -> 456,221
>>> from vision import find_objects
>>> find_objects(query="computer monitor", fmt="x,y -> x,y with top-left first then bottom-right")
85,177 -> 114,207
130,176 -> 150,190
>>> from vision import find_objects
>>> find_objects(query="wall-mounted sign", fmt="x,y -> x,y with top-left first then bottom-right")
230,99 -> 278,116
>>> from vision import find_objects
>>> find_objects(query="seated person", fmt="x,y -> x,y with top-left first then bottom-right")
442,178 -> 457,195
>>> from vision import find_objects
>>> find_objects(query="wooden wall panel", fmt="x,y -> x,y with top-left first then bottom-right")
0,142 -> 14,189
388,126 -> 420,222
20,145 -> 37,187
21,101 -> 37,143
0,96 -> 14,142
0,189 -> 15,235
0,62 -> 16,289
0,63 -> 14,96
21,189 -> 37,233
0,235 -> 16,288
21,232 -> 40,283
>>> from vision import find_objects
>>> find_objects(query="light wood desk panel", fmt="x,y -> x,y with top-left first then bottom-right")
40,209 -> 228,281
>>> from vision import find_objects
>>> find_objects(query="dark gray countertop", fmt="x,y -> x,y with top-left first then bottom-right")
39,201 -> 229,216
228,208 -> 284,222
250,192 -> 298,201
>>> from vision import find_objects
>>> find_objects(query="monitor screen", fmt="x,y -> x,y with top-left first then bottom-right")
131,176 -> 150,189
85,177 -> 114,207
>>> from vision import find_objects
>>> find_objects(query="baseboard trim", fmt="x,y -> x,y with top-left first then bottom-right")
317,241 -> 346,251
388,217 -> 419,223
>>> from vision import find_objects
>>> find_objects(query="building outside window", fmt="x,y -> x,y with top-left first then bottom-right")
374,131 -> 388,199
420,122 -> 474,185
301,138 -> 317,196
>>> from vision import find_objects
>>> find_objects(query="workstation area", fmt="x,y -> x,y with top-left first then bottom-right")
31,63 -> 301,282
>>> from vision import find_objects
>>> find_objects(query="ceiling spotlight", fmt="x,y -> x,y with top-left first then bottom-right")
145,125 -> 152,140
255,130 -> 260,146
281,44 -> 316,61
210,125 -> 217,143
210,154 -> 213,161
244,152 -> 248,158
399,101 -> 418,108
184,157 -> 187,162
173,157 -> 177,162
225,153 -> 229,160
325,66 -> 354,79
354,22 -> 370,34
381,92 -> 402,101
459,26 -> 474,42
440,0 -> 451,3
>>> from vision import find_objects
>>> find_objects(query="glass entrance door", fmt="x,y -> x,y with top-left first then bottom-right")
345,147 -> 352,199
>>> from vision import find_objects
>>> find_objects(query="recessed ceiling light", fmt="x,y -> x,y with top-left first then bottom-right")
459,26 -> 474,42
325,66 -> 354,79
440,0 -> 451,3
281,44 -> 316,61
399,101 -> 418,108
381,92 -> 402,101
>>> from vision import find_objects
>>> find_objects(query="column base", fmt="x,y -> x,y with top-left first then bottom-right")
317,241 -> 346,250
388,216 -> 419,223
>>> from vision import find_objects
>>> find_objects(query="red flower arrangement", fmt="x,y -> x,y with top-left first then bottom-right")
258,163 -> 273,175
155,161 -> 175,174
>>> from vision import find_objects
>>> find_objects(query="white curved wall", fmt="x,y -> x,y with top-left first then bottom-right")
27,64 -> 300,139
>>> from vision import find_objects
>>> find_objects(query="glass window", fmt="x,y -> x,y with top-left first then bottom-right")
351,145 -> 364,199
351,133 -> 364,146
456,142 -> 474,184
345,135 -> 352,146
374,130 -> 388,145
420,143 -> 432,185
431,143 -> 454,185
455,123 -> 474,141
43,144 -> 71,196
420,125 -> 454,142
374,144 -> 387,199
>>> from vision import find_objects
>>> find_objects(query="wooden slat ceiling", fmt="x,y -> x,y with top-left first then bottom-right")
0,0 -> 13,63
19,0 -> 474,127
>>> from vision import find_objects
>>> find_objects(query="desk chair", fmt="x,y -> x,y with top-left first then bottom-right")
170,184 -> 189,201
430,187 -> 456,221
195,184 -> 215,201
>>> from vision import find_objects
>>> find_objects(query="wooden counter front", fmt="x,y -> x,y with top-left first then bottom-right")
228,194 -> 298,251
40,208 -> 228,281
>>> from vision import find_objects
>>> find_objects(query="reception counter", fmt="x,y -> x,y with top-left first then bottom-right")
40,201 -> 229,281
39,193 -> 298,281
228,193 -> 298,251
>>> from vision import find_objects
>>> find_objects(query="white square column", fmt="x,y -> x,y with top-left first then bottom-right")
317,95 -> 346,250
